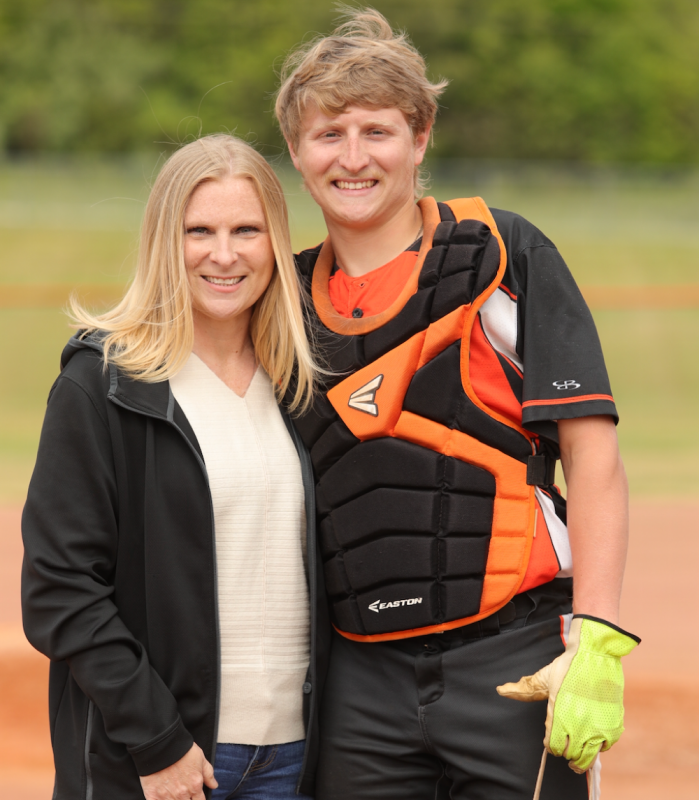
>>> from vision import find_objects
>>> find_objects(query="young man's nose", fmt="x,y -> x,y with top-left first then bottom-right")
337,136 -> 371,173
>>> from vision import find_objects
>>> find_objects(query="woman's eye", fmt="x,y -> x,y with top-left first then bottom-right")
237,226 -> 259,235
186,226 -> 209,235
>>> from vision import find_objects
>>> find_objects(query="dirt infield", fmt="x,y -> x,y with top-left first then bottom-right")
2,501 -> 698,799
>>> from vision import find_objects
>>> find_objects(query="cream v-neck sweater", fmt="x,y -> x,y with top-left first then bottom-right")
170,354 -> 309,745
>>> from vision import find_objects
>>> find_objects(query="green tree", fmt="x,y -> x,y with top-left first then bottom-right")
372,0 -> 699,162
1,0 -> 698,162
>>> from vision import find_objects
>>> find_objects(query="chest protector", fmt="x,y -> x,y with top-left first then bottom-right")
294,197 -> 553,642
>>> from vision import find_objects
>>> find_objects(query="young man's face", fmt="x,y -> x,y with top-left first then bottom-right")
288,104 -> 430,232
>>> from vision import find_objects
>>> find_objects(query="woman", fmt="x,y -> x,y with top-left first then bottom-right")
21,134 -> 329,800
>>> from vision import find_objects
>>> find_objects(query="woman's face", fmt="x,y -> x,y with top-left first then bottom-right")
183,176 -> 275,333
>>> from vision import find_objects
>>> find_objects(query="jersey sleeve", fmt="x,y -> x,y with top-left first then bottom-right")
491,208 -> 618,429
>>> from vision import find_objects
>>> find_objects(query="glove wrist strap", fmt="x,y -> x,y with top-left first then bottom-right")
572,614 -> 641,644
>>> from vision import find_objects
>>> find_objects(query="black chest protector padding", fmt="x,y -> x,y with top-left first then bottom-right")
403,340 -> 532,461
316,437 -> 496,517
293,202 -> 529,638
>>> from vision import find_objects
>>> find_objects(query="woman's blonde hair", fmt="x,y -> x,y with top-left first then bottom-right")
275,6 -> 448,196
71,134 -> 317,412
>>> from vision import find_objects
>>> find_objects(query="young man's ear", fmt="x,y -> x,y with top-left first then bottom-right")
414,124 -> 432,167
285,138 -> 302,172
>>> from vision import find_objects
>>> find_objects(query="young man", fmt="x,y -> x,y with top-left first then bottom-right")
275,10 -> 639,800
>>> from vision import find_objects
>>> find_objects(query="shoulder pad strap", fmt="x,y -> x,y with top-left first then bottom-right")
445,197 -> 497,230
442,196 -> 507,301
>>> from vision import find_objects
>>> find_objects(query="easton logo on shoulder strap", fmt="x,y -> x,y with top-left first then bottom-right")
348,374 -> 384,416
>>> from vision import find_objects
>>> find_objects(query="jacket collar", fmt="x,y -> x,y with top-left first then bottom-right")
62,332 -> 172,421
108,365 -> 172,421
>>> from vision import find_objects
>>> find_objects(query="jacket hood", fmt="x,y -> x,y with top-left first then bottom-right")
61,331 -> 171,421
60,330 -> 104,370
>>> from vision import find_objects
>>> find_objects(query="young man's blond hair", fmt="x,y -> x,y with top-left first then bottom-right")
275,7 -> 447,196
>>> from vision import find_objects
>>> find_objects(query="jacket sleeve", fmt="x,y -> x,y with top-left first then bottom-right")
21,373 -> 194,776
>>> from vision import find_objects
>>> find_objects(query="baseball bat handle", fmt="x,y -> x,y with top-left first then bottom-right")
532,748 -> 547,800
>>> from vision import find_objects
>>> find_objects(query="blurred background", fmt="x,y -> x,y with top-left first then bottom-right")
0,1 -> 697,798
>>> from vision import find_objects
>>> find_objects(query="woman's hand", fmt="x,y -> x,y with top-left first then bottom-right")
140,743 -> 218,800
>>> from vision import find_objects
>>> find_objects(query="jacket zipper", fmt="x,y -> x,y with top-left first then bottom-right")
84,700 -> 94,800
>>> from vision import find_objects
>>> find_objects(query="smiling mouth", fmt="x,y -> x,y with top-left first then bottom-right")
203,276 -> 244,286
333,180 -> 378,190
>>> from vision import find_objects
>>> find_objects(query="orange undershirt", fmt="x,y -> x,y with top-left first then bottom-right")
327,250 -> 419,319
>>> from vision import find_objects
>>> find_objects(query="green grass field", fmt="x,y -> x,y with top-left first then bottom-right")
1,158 -> 697,501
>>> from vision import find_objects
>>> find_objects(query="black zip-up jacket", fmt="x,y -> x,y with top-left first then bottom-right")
21,334 -> 330,799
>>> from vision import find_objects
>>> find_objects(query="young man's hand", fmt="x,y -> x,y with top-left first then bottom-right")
139,743 -> 218,800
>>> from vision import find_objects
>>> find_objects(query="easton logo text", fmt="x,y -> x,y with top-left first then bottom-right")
348,375 -> 384,416
368,597 -> 423,613
553,380 -> 581,390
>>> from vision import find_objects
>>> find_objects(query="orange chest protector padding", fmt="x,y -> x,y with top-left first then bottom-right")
293,197 -> 540,642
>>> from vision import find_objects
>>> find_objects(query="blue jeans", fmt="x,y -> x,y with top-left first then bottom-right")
212,740 -> 312,800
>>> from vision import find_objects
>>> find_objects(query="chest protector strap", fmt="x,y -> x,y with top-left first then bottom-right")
305,197 -> 539,642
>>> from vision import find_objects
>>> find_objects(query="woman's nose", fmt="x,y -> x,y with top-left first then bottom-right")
210,234 -> 237,266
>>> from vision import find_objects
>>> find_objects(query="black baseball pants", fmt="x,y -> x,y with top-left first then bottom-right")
315,583 -> 590,800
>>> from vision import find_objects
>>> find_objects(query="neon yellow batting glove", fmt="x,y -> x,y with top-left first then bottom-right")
496,615 -> 640,773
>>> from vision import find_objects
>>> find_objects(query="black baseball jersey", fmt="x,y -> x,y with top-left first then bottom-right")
489,208 -> 617,440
